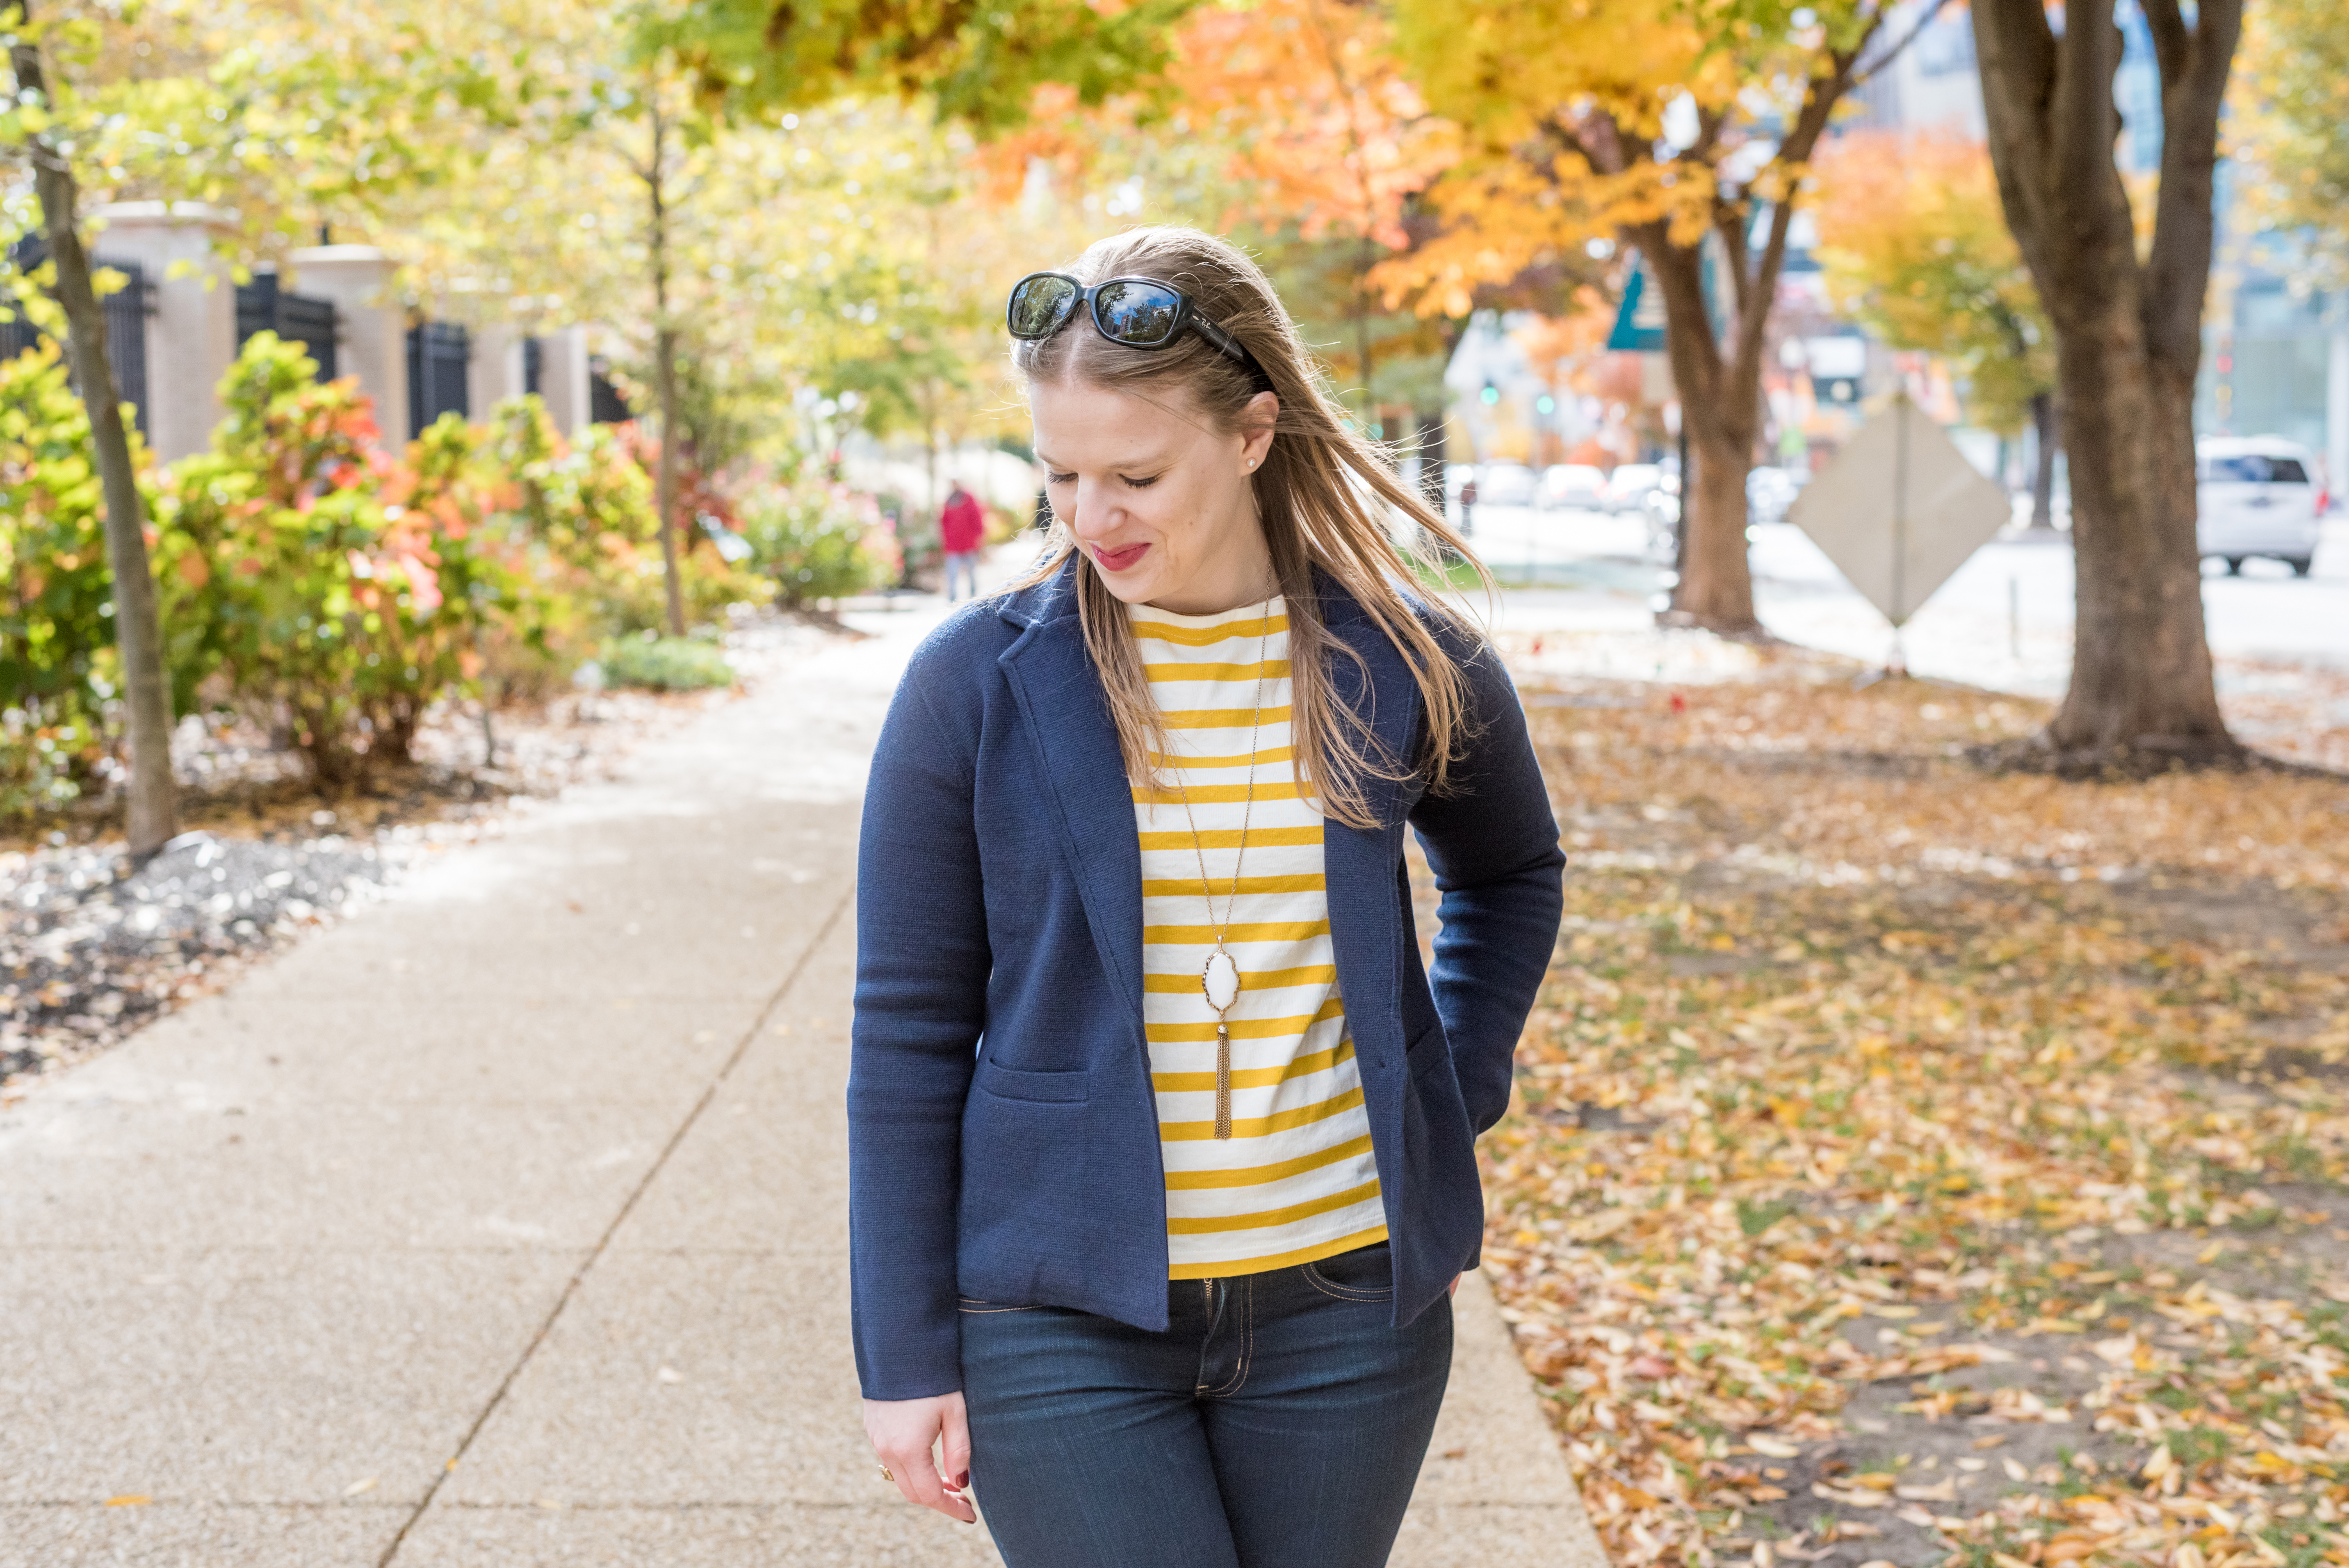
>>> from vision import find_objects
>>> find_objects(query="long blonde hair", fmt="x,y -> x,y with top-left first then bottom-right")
1009,227 -> 1492,831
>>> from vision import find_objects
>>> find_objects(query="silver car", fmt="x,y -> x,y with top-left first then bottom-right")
2197,437 -> 2321,576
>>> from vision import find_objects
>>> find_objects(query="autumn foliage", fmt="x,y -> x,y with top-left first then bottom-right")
1487,638 -> 2349,1568
1813,131 -> 2054,437
154,334 -> 551,789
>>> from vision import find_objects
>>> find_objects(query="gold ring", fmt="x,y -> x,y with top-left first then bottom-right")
878,1464 -> 894,1482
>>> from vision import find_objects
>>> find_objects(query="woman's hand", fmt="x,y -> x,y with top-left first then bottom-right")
865,1392 -> 977,1524
1451,1272 -> 1464,1297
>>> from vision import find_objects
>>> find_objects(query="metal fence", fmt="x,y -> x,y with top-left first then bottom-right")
235,273 -> 339,379
406,321 -> 471,433
0,239 -> 156,436
589,354 -> 634,424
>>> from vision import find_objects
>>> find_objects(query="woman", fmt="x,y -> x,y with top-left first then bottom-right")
851,226 -> 1564,1568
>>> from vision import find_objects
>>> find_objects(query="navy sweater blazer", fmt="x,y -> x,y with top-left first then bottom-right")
848,561 -> 1565,1400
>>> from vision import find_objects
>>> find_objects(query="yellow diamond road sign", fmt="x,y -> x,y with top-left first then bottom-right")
1786,394 -> 2010,628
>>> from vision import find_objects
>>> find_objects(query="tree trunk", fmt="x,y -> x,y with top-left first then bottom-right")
645,98 -> 686,638
2028,390 -> 2059,530
2047,303 -> 2227,758
1680,426 -> 1756,627
1644,234 -> 1762,632
653,322 -> 684,636
1973,0 -> 2242,765
12,21 -> 177,855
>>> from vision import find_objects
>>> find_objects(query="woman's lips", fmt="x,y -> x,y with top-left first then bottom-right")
1092,541 -> 1151,572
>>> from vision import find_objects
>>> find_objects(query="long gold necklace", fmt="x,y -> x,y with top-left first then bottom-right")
1170,600 -> 1275,1141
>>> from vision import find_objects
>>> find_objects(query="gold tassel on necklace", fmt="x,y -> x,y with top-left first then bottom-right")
1215,1020 -> 1232,1141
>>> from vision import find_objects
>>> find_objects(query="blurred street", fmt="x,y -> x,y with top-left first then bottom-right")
1463,503 -> 2349,698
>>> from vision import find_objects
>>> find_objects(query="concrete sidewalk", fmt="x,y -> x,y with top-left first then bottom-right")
0,603 -> 1608,1568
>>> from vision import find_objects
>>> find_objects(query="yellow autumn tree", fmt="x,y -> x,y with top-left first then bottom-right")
1813,130 -> 2059,523
2235,0 -> 2349,287
1379,0 -> 1929,632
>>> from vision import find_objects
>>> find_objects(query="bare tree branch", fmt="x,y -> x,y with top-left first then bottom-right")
1714,200 -> 1750,323
1852,0 -> 1957,87
2144,0 -> 2243,375
1967,0 -> 2062,292
2052,0 -> 2126,232
2139,0 -> 2191,89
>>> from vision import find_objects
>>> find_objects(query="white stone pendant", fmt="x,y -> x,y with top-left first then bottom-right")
1202,950 -> 1241,1012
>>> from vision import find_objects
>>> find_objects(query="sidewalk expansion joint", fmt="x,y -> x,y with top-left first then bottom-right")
372,884 -> 855,1568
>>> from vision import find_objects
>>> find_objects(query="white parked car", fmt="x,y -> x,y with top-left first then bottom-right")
2197,437 -> 2322,576
1602,463 -> 1665,514
1539,464 -> 1608,511
1476,462 -> 1539,506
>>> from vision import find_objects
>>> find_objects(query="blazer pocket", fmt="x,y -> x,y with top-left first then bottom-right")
974,1056 -> 1090,1104
1403,1022 -> 1451,1074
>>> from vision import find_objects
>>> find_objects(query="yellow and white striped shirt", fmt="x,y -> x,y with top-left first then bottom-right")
1129,596 -> 1388,1279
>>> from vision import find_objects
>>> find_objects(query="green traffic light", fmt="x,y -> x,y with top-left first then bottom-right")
1480,384 -> 1499,406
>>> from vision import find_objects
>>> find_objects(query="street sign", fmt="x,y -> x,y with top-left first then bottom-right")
1606,261 -> 1668,352
1609,243 -> 1730,355
1787,392 -> 2008,633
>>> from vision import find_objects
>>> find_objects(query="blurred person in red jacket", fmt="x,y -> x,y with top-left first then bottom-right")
940,480 -> 985,601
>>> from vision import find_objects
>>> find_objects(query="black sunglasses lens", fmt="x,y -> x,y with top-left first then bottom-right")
1093,281 -> 1181,346
1008,276 -> 1079,339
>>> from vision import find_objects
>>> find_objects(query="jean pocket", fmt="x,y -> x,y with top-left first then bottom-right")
1300,1242 -> 1395,1301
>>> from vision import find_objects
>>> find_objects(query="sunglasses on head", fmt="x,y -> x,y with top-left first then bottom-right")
1006,271 -> 1265,381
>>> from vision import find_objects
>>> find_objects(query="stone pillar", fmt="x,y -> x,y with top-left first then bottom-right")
287,245 -> 408,445
87,202 -> 236,462
534,325 -> 593,440
467,322 -> 527,419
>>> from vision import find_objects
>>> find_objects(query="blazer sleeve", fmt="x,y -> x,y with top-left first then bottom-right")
848,643 -> 990,1401
1406,635 -> 1564,1135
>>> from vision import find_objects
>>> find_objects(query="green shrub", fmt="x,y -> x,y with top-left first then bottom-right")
153,334 -> 546,791
479,396 -> 764,639
0,343 -> 162,812
741,479 -> 895,606
598,633 -> 734,691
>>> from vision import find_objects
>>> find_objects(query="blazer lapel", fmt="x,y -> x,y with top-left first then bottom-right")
1319,594 -> 1418,1072
990,568 -> 1421,1061
998,583 -> 1148,1032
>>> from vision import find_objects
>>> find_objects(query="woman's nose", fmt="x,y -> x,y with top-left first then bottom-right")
1070,479 -> 1121,536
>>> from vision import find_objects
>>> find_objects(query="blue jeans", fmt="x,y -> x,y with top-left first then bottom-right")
959,1243 -> 1453,1568
944,549 -> 980,600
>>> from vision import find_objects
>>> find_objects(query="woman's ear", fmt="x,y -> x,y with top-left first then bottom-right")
1238,391 -> 1280,472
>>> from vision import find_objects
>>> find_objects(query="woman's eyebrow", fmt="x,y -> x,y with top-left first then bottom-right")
1033,449 -> 1173,472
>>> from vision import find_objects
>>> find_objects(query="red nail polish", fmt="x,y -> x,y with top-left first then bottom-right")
956,1470 -> 971,1488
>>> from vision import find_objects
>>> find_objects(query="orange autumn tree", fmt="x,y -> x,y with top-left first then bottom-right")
1380,0 -> 1939,632
1173,0 -> 1452,417
976,0 -> 1452,416
1813,130 -> 2060,524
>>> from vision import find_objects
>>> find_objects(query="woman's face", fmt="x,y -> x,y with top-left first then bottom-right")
1029,376 -> 1280,616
